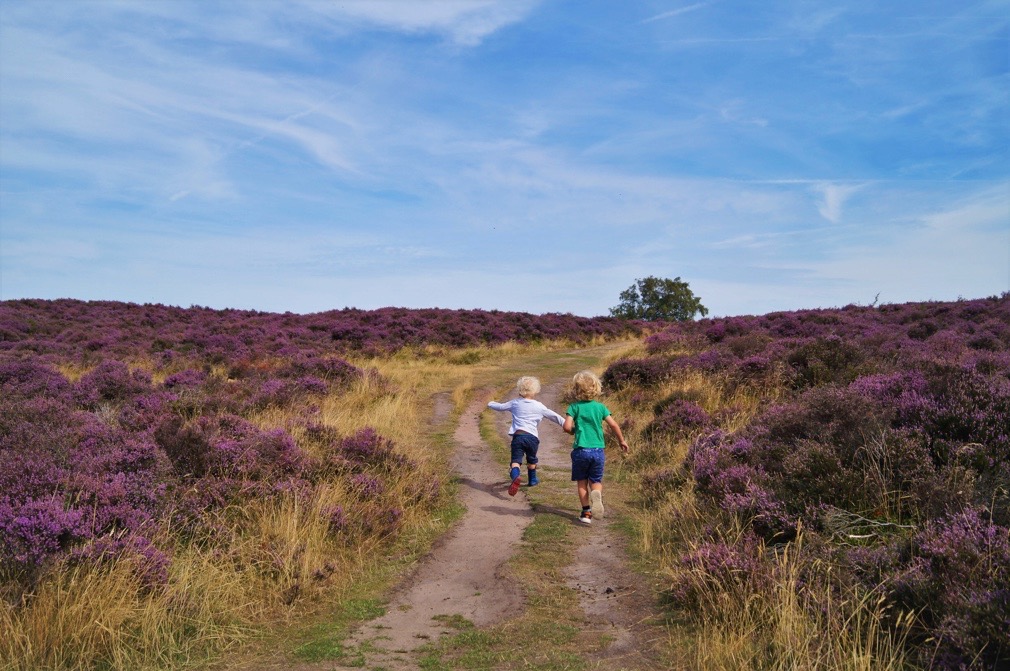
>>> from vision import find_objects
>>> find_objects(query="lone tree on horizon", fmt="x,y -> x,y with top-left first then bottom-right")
610,276 -> 709,322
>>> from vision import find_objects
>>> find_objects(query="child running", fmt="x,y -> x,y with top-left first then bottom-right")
488,376 -> 566,496
563,370 -> 630,525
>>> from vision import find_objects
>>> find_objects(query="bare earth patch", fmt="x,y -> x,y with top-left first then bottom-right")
329,395 -> 536,669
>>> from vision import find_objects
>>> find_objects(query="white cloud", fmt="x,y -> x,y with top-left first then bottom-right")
814,182 -> 864,223
643,3 -> 710,24
297,0 -> 542,46
796,183 -> 1010,302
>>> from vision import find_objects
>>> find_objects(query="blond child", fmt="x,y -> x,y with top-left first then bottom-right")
563,370 -> 629,524
488,376 -> 566,496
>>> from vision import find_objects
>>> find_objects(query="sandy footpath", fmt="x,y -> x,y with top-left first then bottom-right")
239,379 -> 663,670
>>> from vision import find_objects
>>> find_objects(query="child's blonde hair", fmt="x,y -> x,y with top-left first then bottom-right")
517,376 -> 541,397
572,370 -> 602,400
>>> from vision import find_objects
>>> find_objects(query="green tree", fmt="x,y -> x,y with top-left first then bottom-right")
610,276 -> 709,321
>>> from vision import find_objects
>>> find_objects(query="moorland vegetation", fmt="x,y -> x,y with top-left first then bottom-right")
0,299 -> 641,670
1,295 -> 1007,670
604,293 -> 1009,670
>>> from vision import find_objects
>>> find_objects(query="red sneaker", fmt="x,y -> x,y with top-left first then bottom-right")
508,474 -> 521,496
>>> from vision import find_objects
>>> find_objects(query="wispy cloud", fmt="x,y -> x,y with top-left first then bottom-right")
1,1 -> 1006,316
294,0 -> 544,46
814,183 -> 864,223
643,3 -> 710,24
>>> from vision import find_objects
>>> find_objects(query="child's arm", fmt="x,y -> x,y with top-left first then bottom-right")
487,400 -> 511,412
542,405 -> 565,427
563,414 -> 574,435
604,415 -> 630,454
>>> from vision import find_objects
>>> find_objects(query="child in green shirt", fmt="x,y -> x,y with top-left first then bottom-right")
563,370 -> 629,525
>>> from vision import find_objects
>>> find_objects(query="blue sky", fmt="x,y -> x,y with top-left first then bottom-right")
1,0 -> 1007,318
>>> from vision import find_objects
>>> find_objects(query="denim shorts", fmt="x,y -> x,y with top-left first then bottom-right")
510,432 -> 540,465
571,448 -> 605,483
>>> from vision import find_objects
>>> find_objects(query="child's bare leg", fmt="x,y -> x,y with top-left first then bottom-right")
511,461 -> 521,470
577,479 -> 590,508
589,481 -> 604,516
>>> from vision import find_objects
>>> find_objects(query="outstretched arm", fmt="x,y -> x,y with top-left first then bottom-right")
543,406 -> 566,427
563,415 -> 574,435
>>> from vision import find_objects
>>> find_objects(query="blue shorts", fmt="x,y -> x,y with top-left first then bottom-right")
510,432 -> 540,465
571,448 -> 605,483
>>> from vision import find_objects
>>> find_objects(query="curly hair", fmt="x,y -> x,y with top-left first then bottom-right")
516,376 -> 541,397
572,370 -> 602,400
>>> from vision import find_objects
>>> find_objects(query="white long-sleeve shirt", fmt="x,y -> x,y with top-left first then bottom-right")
487,397 -> 565,437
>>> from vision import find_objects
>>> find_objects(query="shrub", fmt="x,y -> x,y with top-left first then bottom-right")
601,357 -> 672,388
890,509 -> 1010,669
645,399 -> 712,439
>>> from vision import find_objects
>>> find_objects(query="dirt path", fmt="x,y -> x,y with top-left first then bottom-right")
328,395 -> 538,669
514,383 -> 665,671
238,358 -> 665,670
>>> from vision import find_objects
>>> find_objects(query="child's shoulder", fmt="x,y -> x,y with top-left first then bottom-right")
569,398 -> 604,408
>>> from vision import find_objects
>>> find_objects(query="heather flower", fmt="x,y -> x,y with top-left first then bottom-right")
785,335 -> 865,387
0,497 -> 87,566
73,360 -> 153,409
675,348 -> 734,373
350,474 -> 385,499
0,357 -> 72,401
601,357 -> 672,388
669,534 -> 771,610
732,354 -> 775,382
645,399 -> 712,438
894,509 -> 1010,669
69,533 -> 171,589
284,355 -> 363,388
640,467 -> 687,499
162,368 -> 206,389
332,428 -> 411,471
321,505 -> 346,534
644,328 -> 700,355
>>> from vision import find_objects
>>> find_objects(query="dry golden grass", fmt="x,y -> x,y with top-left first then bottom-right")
13,334 -> 911,671
608,361 -> 911,671
4,338 -> 618,671
0,550 -> 257,671
679,535 -> 912,671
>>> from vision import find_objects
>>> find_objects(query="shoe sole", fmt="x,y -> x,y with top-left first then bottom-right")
579,515 -> 592,525
590,490 -> 604,517
508,476 -> 521,496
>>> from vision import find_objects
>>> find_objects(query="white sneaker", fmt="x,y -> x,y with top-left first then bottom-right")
579,510 -> 592,525
590,490 -> 604,518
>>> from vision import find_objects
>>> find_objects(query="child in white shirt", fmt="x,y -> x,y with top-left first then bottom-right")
488,376 -> 565,496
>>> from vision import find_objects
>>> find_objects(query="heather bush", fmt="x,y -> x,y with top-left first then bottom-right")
283,354 -> 363,386
668,532 -> 772,612
68,533 -> 171,591
785,335 -> 867,388
0,299 -> 643,362
600,356 -> 673,388
610,295 -> 1010,667
644,399 -> 713,439
0,357 -> 72,401
889,508 -> 1010,669
0,497 -> 88,567
73,359 -> 153,409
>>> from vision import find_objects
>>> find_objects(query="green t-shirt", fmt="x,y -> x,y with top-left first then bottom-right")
566,400 -> 610,449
